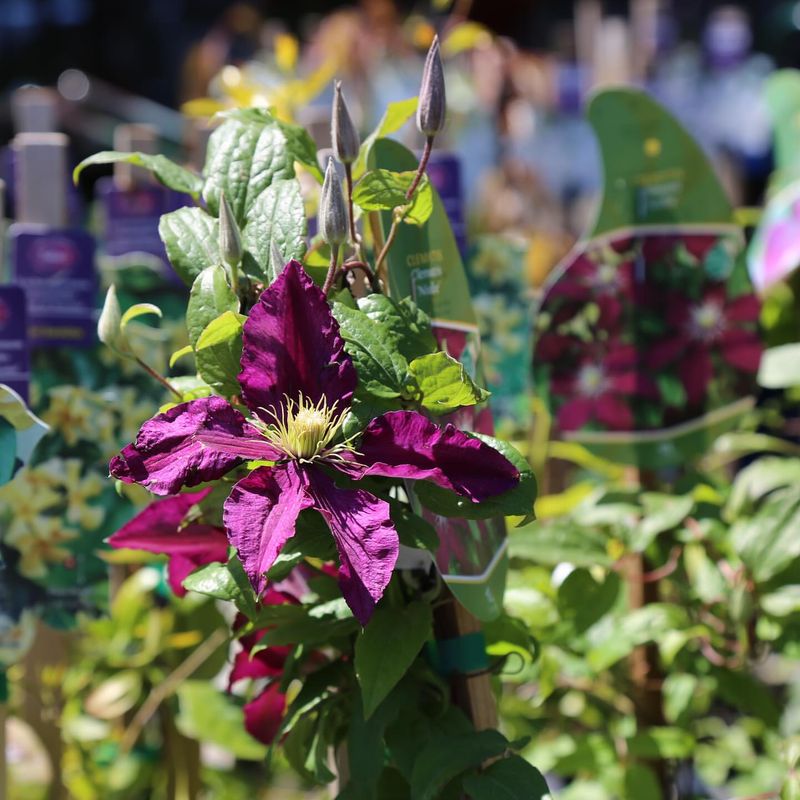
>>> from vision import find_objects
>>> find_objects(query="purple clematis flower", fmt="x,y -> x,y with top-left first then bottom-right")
110,261 -> 519,623
107,489 -> 229,597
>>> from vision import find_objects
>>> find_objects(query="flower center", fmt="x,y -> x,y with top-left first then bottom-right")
576,364 -> 607,397
592,263 -> 618,290
688,300 -> 725,342
256,394 -> 351,461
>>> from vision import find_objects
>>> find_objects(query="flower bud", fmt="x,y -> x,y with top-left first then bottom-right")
97,285 -> 131,357
318,157 -> 348,247
416,35 -> 446,137
218,191 -> 242,268
331,80 -> 360,164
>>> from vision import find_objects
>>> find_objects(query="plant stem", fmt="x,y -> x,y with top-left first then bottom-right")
336,260 -> 381,293
322,244 -> 341,295
374,215 -> 400,275
374,135 -> 435,274
134,357 -> 183,400
119,627 -> 229,754
405,135 -> 434,202
344,163 -> 359,249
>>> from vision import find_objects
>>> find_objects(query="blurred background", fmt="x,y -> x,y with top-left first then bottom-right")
5,0 -> 800,279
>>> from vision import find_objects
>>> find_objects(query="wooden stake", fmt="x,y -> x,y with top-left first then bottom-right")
0,693 -> 7,800
20,624 -> 69,800
433,594 -> 498,731
11,87 -> 58,134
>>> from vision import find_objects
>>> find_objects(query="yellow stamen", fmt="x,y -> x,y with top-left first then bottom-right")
253,394 -> 355,462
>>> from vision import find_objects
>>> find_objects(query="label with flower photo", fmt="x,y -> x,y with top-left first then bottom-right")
9,225 -> 97,347
96,177 -> 189,277
0,286 -> 30,400
533,89 -> 761,469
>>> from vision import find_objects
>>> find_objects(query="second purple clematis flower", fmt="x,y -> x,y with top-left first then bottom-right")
110,261 -> 519,623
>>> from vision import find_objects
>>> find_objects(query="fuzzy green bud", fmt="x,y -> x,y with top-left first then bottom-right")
218,192 -> 243,268
417,35 -> 446,137
319,157 -> 348,246
331,80 -> 360,164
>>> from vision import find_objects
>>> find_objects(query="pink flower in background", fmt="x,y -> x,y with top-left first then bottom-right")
649,287 -> 761,405
110,261 -> 519,623
107,490 -> 228,597
550,343 -> 656,432
548,254 -> 635,329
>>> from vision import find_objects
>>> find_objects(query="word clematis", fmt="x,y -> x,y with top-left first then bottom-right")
110,261 -> 519,622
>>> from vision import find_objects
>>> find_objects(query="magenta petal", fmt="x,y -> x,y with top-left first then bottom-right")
680,348 -> 713,405
346,411 -> 519,502
720,331 -> 762,372
306,468 -> 398,625
726,295 -> 761,323
108,490 -> 211,551
238,260 -> 357,415
557,397 -> 594,431
169,555 -> 210,597
595,392 -> 633,430
224,463 -> 314,596
110,397 -> 264,495
243,683 -> 286,745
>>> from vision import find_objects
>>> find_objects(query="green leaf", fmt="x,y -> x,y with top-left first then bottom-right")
183,556 -> 258,618
170,375 -> 213,402
120,302 -> 162,330
628,492 -> 694,551
732,487 -> 800,582
241,178 -> 307,282
557,569 -> 621,634
355,601 -> 432,718
158,207 -> 219,285
415,435 -> 537,520
761,584 -> 800,616
186,265 -> 239,348
587,603 -> 690,670
283,709 -> 336,785
726,457 -> 800,518
266,511 -> 337,581
758,343 -> 800,388
182,561 -> 238,600
195,311 -> 245,397
354,97 -> 418,179
656,373 -> 687,408
408,351 -> 489,415
0,383 -> 49,464
332,302 -> 410,398
462,756 -> 549,800
74,151 -> 202,197
483,615 -> 538,664
509,518 -> 611,567
176,681 -> 266,760
0,419 -> 16,486
409,730 -> 511,800
356,294 -> 436,362
352,169 -> 433,226
169,345 -> 194,369
404,178 -> 434,225
663,673 -> 699,724
623,764 -> 662,800
626,727 -> 695,759
353,169 -> 421,210
203,110 -> 317,224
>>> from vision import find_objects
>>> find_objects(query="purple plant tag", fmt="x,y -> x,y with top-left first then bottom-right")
9,225 -> 97,347
427,153 -> 467,255
0,286 -> 30,400
96,177 -> 188,277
